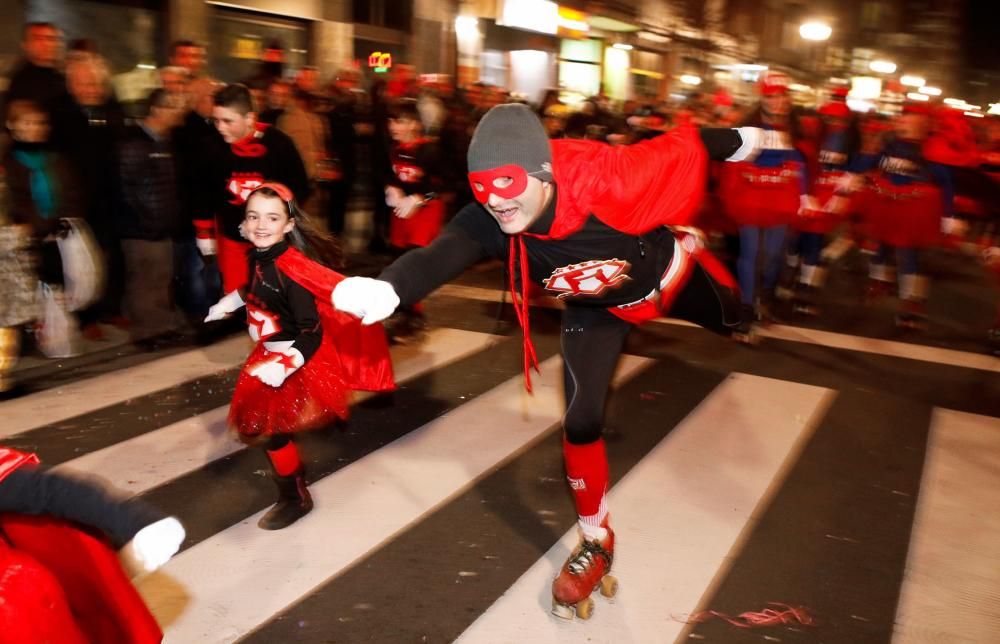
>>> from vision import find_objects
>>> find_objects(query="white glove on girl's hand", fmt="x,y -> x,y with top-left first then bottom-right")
394,195 -> 422,219
982,246 -> 1000,267
835,172 -> 861,194
204,290 -> 245,322
248,341 -> 304,387
941,217 -> 967,237
129,517 -> 185,572
332,277 -> 400,325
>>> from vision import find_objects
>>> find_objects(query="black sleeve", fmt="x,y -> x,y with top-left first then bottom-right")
272,273 -> 322,362
699,128 -> 744,161
378,202 -> 501,305
408,141 -> 445,197
0,466 -> 165,547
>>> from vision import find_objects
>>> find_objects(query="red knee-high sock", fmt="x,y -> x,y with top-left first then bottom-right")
562,436 -> 609,531
266,440 -> 302,477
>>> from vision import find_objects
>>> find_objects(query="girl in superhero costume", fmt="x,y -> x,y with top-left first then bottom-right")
204,183 -> 394,530
0,445 -> 184,643
332,104 -> 761,619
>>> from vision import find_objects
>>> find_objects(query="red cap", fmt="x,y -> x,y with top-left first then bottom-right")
819,101 -> 851,118
759,71 -> 789,96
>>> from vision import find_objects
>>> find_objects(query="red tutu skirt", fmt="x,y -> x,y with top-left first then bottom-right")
228,339 -> 351,438
718,161 -> 802,228
858,176 -> 942,248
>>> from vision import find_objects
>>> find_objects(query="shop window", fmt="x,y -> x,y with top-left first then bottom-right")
353,0 -> 412,31
210,7 -> 309,84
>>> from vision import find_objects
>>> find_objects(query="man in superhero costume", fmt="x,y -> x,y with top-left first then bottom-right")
0,446 -> 184,642
195,83 -> 310,292
332,104 -> 760,619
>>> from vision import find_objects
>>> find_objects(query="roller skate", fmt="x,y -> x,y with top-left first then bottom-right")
551,523 -> 618,620
895,299 -> 927,331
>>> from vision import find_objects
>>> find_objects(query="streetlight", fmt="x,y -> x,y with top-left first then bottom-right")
799,22 -> 832,41
869,60 -> 897,74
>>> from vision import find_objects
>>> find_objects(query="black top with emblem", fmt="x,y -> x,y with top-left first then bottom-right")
244,241 -> 323,362
380,187 -> 675,309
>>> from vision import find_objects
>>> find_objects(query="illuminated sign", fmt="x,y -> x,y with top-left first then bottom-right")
368,51 -> 392,73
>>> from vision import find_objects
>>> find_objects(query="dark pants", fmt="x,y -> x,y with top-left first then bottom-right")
121,238 -> 179,340
173,237 -> 222,320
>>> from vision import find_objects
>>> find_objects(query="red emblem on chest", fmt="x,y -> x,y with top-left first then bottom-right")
246,304 -> 280,341
227,172 -> 265,205
543,259 -> 631,299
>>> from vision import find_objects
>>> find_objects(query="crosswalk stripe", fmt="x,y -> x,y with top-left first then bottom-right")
0,336 -> 250,440
434,283 -> 1000,373
136,354 -> 654,643
55,329 -> 502,495
456,374 -> 835,642
893,409 -> 1000,643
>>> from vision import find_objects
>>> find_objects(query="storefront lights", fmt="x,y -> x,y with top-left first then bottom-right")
501,0 -> 558,35
900,75 -> 925,87
906,92 -> 929,102
918,86 -> 942,96
869,60 -> 897,74
799,22 -> 832,41
455,16 -> 479,38
850,76 -> 882,100
680,74 -> 701,86
989,103 -> 1000,116
965,111 -> 984,118
789,83 -> 811,92
612,43 -> 633,50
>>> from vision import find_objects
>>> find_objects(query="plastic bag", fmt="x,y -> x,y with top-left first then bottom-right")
57,218 -> 105,312
37,282 -> 79,358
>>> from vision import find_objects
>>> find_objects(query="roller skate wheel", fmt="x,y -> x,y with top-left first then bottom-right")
575,597 -> 595,620
551,601 -> 575,620
599,575 -> 618,598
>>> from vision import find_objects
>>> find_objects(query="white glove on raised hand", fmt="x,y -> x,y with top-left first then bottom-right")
248,340 -> 304,387
204,290 -> 245,322
129,516 -> 185,572
196,237 -> 217,256
332,277 -> 400,325
941,217 -> 968,237
394,195 -> 423,219
385,186 -> 404,208
728,127 -> 764,162
835,172 -> 862,195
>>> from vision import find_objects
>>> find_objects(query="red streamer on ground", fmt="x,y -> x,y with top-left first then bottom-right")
683,602 -> 815,628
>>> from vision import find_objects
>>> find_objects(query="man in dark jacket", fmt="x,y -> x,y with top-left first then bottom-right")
117,89 -> 186,343
4,23 -> 73,147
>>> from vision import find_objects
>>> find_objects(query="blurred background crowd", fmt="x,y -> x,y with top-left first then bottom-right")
0,0 -> 997,398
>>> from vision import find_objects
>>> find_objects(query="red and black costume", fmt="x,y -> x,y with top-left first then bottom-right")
229,241 -> 395,437
379,124 -> 742,536
386,137 -> 446,248
195,123 -> 310,292
0,447 -> 164,643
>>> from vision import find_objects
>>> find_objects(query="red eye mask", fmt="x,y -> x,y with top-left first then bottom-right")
468,165 -> 528,204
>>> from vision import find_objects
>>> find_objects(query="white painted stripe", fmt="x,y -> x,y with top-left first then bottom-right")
56,329 -> 502,496
457,374 -> 835,643
0,336 -> 252,439
435,283 -> 1000,373
137,354 -> 653,643
893,409 -> 1000,643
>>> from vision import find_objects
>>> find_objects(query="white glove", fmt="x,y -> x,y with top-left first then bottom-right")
248,340 -> 304,387
728,127 -> 763,162
394,194 -> 423,219
798,195 -> 819,216
196,237 -> 217,256
332,277 -> 400,325
941,217 -> 967,237
385,186 -> 404,208
204,290 -> 245,322
129,517 -> 185,572
823,195 -> 849,215
982,246 -> 1000,267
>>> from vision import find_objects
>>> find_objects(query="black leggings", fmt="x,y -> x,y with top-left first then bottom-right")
560,259 -> 740,445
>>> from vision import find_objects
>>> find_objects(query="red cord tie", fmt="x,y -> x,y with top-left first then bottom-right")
508,235 -> 540,392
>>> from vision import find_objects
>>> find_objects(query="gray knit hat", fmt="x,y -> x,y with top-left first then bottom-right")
467,104 -> 553,181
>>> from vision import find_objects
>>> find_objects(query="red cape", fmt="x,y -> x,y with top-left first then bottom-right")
547,123 -> 708,238
276,247 -> 396,393
0,447 -> 162,644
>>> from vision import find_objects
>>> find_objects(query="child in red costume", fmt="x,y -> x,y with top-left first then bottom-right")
205,183 -> 395,529
0,446 -> 185,643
